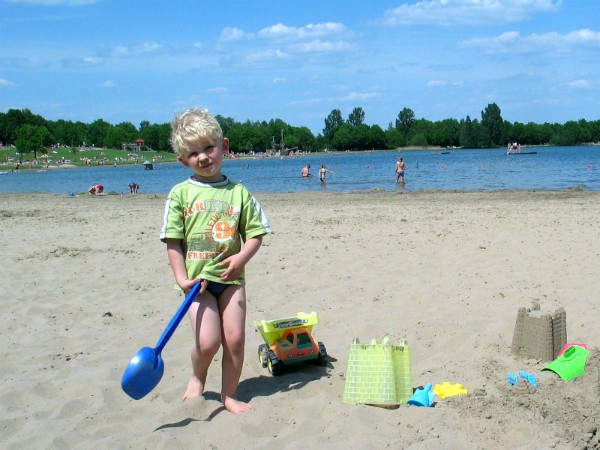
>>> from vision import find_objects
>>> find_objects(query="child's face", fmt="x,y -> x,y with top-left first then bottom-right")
178,137 -> 229,182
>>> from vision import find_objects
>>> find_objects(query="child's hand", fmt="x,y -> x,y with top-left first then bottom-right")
218,254 -> 245,282
180,277 -> 207,294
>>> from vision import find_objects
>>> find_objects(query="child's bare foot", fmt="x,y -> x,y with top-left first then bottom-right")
182,375 -> 204,401
223,395 -> 253,414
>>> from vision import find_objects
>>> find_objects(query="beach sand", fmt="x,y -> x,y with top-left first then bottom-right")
1,190 -> 599,449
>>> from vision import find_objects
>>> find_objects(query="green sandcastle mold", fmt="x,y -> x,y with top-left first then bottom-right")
343,336 -> 412,406
543,345 -> 590,380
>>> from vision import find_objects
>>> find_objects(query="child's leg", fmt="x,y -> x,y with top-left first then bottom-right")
183,293 -> 221,401
218,285 -> 252,414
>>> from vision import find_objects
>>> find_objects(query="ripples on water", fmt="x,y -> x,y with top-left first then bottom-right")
0,146 -> 598,194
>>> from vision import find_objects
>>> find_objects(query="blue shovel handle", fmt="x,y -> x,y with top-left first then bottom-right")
155,281 -> 202,353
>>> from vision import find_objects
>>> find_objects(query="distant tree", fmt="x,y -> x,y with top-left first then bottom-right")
215,115 -> 237,136
15,124 -> 52,159
366,124 -> 386,149
0,108 -> 46,145
409,133 -> 428,147
481,102 -> 504,147
553,120 -> 582,146
104,122 -> 137,149
347,123 -> 370,149
432,118 -> 460,147
157,123 -> 172,152
459,116 -> 477,148
139,123 -> 162,150
407,119 -> 433,146
87,119 -> 111,147
227,122 -> 264,153
293,126 -> 317,151
324,109 -> 344,142
48,119 -> 87,147
347,107 -> 365,127
331,123 -> 352,151
385,128 -> 405,149
396,107 -> 415,136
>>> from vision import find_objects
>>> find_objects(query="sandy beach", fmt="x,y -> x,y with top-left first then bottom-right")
1,190 -> 599,449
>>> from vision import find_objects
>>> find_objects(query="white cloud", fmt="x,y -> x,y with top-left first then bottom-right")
568,79 -> 592,89
337,92 -> 381,102
258,22 -> 347,41
111,42 -> 164,58
244,49 -> 290,63
60,56 -> 103,67
207,87 -> 228,94
0,78 -> 17,87
219,27 -> 254,43
98,80 -> 116,88
460,28 -> 600,54
427,80 -> 447,87
379,0 -> 561,27
288,40 -> 356,53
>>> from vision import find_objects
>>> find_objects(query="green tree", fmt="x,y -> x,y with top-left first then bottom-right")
324,109 -> 344,142
15,124 -> 52,159
215,115 -> 237,136
0,108 -> 46,145
366,124 -> 386,149
396,107 -> 415,137
331,123 -> 352,150
348,123 -> 370,150
104,122 -> 137,149
385,128 -> 405,149
481,102 -> 504,147
347,107 -> 365,127
459,116 -> 477,148
139,123 -> 162,150
87,119 -> 111,147
409,133 -> 428,147
157,123 -> 172,152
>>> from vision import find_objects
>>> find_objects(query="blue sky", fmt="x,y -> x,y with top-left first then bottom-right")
1,0 -> 599,135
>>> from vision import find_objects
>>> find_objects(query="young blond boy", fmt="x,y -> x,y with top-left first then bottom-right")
160,108 -> 271,414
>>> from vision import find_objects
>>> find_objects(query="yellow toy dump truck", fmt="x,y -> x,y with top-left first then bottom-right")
254,311 -> 328,376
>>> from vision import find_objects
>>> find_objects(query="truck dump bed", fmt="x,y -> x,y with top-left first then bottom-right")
254,311 -> 319,346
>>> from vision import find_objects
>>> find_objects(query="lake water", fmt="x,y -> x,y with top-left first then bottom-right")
0,146 -> 598,194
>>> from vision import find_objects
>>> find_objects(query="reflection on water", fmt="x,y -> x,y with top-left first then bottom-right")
0,146 -> 598,194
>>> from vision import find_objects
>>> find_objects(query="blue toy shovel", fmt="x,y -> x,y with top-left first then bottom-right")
121,281 -> 203,400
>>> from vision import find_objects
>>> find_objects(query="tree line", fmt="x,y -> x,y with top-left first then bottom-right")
1,104 -> 599,159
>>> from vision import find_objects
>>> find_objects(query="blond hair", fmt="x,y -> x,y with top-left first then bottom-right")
170,108 -> 223,157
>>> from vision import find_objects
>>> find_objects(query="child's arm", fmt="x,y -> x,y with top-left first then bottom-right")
219,235 -> 263,283
166,238 -> 200,291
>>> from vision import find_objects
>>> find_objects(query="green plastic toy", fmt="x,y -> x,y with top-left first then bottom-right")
543,345 -> 590,380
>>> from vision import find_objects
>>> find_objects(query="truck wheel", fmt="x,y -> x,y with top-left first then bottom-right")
258,344 -> 268,368
316,342 -> 328,366
267,350 -> 285,376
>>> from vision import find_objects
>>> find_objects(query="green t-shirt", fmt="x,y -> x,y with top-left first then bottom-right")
160,176 -> 271,285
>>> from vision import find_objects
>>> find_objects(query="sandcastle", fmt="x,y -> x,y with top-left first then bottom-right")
342,336 -> 412,406
511,307 -> 567,361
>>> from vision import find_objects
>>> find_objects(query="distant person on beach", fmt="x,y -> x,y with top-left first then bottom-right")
160,107 -> 271,414
395,157 -> 406,184
319,164 -> 335,187
88,184 -> 104,195
301,164 -> 311,177
128,182 -> 140,193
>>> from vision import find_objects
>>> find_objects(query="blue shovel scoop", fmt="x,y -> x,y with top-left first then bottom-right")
121,281 -> 203,400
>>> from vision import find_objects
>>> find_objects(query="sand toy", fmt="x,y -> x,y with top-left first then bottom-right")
433,382 -> 468,398
543,345 -> 590,380
342,336 -> 413,406
254,311 -> 327,376
122,281 -> 203,400
408,383 -> 435,407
